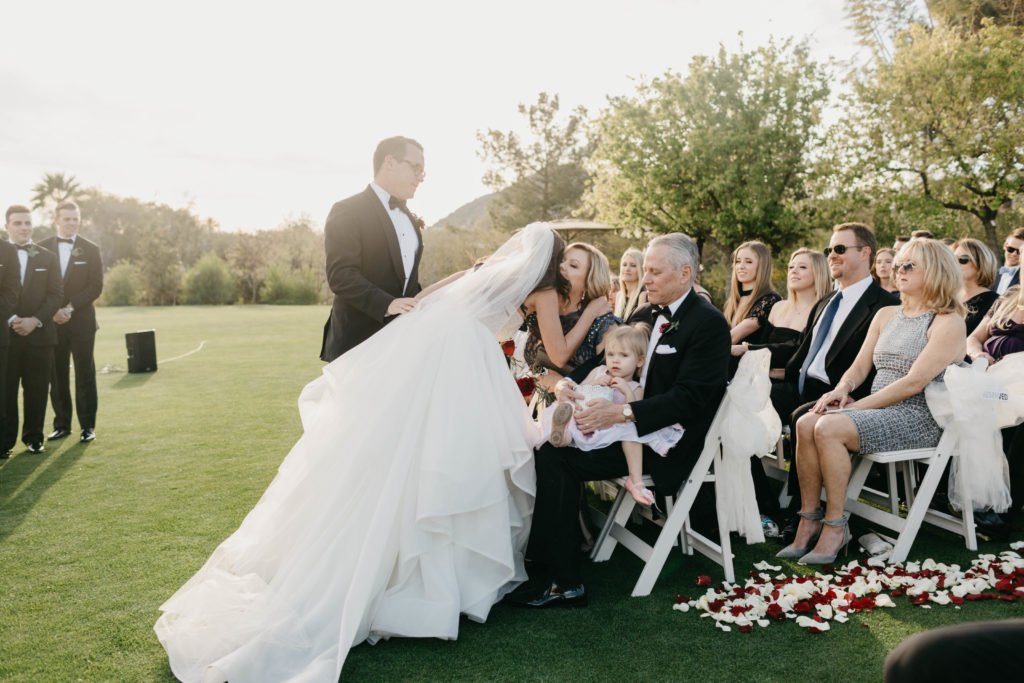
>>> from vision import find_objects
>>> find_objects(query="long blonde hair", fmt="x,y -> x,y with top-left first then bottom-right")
987,286 -> 1024,330
615,247 -> 644,318
787,247 -> 830,303
565,242 -> 612,303
952,238 -> 998,289
723,241 -> 776,325
899,238 -> 966,317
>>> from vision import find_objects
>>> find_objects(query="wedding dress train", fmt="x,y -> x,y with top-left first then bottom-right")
155,224 -> 555,682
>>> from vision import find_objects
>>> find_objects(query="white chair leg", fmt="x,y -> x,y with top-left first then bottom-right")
591,489 -> 635,562
890,452 -> 947,563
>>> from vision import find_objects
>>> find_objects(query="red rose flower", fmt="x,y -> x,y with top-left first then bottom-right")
696,575 -> 712,587
501,340 -> 516,356
516,377 -> 535,398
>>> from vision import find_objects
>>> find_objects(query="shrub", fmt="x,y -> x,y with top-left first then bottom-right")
182,254 -> 237,305
99,260 -> 145,306
261,265 -> 320,304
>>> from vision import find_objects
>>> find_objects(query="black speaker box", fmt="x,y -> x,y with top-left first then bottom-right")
126,330 -> 157,373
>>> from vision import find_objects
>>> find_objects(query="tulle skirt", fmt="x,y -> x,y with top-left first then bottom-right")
154,300 -> 539,682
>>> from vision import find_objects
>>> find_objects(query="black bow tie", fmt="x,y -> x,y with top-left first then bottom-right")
16,243 -> 31,251
57,237 -> 74,244
388,196 -> 407,211
650,304 -> 668,318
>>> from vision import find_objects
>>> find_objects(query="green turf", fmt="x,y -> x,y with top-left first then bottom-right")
0,305 -> 1020,682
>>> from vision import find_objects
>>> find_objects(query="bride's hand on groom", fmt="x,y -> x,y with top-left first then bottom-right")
386,297 -> 418,316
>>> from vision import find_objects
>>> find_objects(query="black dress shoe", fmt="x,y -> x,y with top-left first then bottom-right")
47,428 -> 71,440
26,442 -> 44,454
505,581 -> 588,608
80,429 -> 95,443
0,450 -> 10,459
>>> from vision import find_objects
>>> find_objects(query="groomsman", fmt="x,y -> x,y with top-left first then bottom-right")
2,205 -> 62,455
0,226 -> 22,458
993,227 -> 1024,295
39,201 -> 103,443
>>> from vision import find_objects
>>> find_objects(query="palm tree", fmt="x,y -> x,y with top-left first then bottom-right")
31,172 -> 83,212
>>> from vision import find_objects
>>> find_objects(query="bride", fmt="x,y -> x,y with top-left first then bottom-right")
156,223 -> 565,682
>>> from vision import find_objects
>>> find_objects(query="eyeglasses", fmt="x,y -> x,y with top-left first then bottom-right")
957,255 -> 972,264
824,244 -> 868,257
894,261 -> 917,273
1005,245 -> 1020,254
396,158 -> 425,178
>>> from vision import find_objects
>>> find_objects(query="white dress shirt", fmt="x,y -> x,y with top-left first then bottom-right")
640,290 -> 690,388
806,274 -> 874,384
370,182 -> 418,295
996,266 -> 1019,295
56,234 -> 76,277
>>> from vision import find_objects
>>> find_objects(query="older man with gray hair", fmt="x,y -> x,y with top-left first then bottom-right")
509,233 -> 731,608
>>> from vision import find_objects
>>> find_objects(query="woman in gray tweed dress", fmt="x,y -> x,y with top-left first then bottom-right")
777,238 -> 967,565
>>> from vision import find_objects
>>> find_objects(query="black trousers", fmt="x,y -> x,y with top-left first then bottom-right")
885,620 -> 1024,682
50,325 -> 97,431
528,442 -> 713,586
4,337 -> 54,448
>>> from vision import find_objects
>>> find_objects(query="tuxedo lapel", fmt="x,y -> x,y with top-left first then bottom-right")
364,186 -> 406,286
825,286 -> 876,368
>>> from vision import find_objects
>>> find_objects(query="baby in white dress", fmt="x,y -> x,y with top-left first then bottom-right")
541,325 -> 683,506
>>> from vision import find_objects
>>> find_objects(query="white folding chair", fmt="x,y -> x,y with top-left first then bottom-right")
588,403 -> 740,596
761,426 -> 793,508
835,429 -> 976,564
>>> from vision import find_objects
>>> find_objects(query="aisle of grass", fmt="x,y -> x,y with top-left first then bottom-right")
0,305 -> 1020,681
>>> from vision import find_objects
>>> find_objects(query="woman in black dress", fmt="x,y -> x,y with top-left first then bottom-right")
953,238 -> 999,335
724,240 -> 781,351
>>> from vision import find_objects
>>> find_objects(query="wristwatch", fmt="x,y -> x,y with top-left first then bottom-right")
622,404 -> 634,422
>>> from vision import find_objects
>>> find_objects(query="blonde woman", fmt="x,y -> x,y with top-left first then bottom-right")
725,241 -> 781,351
874,248 -> 898,294
779,238 -> 966,564
953,238 -> 999,335
613,247 -> 647,320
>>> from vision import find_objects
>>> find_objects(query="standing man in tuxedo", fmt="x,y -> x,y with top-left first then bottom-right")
2,205 -> 62,455
320,136 -> 426,362
993,227 -> 1024,295
510,233 -> 730,607
39,201 -> 103,443
0,225 -> 22,458
775,222 -> 899,534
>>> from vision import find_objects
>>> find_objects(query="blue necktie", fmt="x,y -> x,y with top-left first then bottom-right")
798,290 -> 843,395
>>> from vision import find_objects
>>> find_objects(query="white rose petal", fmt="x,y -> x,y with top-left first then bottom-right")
816,604 -> 834,620
874,594 -> 895,608
754,561 -> 781,571
757,619 -> 770,628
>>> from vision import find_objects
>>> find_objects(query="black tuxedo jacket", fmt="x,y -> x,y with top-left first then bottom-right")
992,266 -> 1020,293
320,186 -> 423,361
622,293 -> 731,493
784,281 -> 899,399
0,241 -> 22,348
11,245 -> 63,347
38,235 -> 103,337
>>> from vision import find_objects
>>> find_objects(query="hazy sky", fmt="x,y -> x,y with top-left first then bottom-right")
0,0 -> 878,232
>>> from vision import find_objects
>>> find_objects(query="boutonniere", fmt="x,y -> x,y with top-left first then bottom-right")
659,320 -> 679,335
26,245 -> 39,258
71,247 -> 82,257
411,213 -> 425,231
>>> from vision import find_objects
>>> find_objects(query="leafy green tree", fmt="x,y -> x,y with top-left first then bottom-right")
183,254 -> 237,304
586,38 -> 831,256
477,92 -> 593,231
836,21 -> 1024,250
99,260 -> 145,306
230,232 -> 273,303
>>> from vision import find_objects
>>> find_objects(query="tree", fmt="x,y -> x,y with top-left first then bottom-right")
837,21 -> 1024,250
476,92 -> 593,231
182,254 -> 237,304
585,38 -> 831,256
230,232 -> 273,303
30,172 -> 85,226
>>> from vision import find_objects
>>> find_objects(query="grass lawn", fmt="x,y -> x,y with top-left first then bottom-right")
0,305 -> 1020,682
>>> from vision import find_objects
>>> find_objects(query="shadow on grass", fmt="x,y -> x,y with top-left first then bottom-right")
0,441 -> 90,543
113,371 -> 157,389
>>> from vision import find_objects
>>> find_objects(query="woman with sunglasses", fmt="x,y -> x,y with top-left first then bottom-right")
778,238 -> 966,564
873,248 -> 899,294
725,241 -> 781,354
953,239 -> 999,335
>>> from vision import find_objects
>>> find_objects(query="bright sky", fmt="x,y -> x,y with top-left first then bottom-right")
0,0 -> 878,232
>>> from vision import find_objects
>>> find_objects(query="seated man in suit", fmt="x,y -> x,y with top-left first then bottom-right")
774,222 -> 899,536
509,233 -> 731,608
2,205 -> 62,455
993,227 -> 1024,295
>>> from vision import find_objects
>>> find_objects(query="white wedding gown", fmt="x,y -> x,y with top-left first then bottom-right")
155,224 -> 556,682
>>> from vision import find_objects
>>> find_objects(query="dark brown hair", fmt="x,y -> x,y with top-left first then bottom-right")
530,230 -> 570,300
373,136 -> 423,175
833,222 -> 878,264
55,200 -> 79,214
5,204 -> 30,223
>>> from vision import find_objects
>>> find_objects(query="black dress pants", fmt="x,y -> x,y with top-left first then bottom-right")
4,336 -> 54,448
50,324 -> 97,431
529,442 -> 713,586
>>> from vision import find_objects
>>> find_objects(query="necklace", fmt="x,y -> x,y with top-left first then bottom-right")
739,287 -> 753,297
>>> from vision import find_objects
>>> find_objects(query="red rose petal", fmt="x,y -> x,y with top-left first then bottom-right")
739,625 -> 753,633
696,575 -> 712,587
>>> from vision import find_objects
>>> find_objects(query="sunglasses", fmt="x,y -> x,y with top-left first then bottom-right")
824,244 -> 868,257
957,255 -> 972,264
1005,245 -> 1020,255
396,158 -> 426,178
894,261 -> 917,273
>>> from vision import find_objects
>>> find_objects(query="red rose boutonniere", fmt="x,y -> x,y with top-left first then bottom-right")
501,340 -> 516,357
411,213 -> 426,230
516,376 -> 536,398
660,320 -> 679,335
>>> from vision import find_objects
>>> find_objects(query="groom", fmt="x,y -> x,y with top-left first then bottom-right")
320,136 -> 426,362
511,233 -> 731,607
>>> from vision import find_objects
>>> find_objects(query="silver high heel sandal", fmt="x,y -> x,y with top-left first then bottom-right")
798,512 -> 852,565
775,508 -> 824,559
